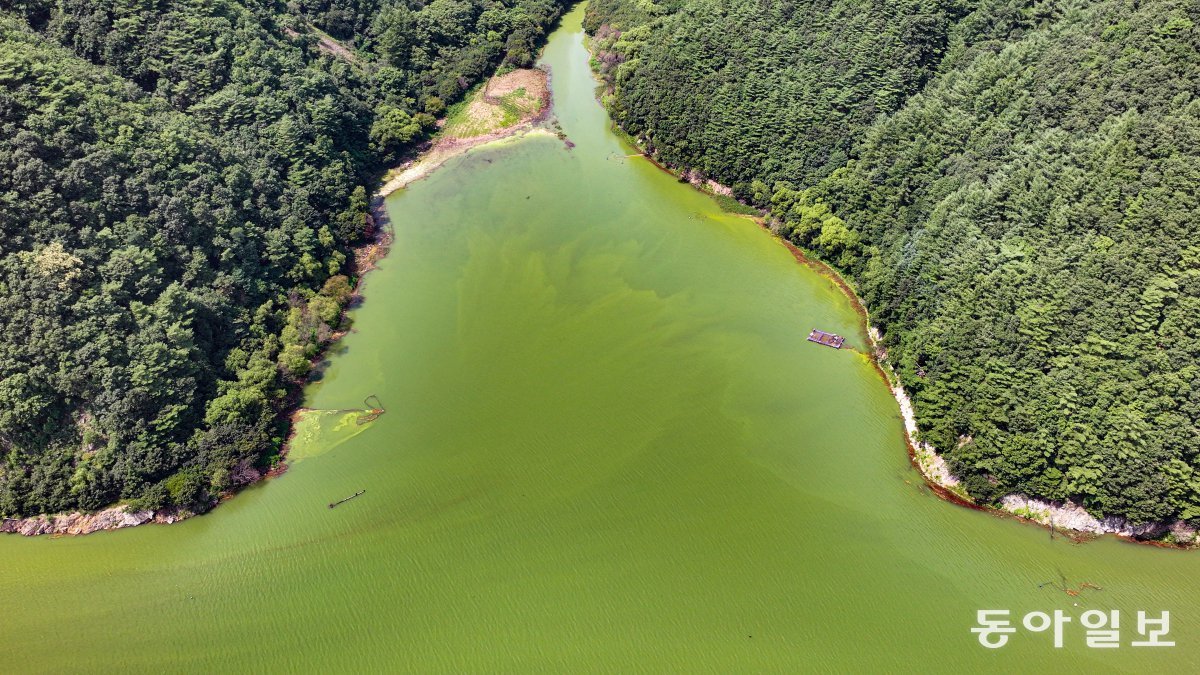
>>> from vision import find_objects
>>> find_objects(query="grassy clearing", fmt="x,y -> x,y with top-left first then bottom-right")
441,69 -> 547,140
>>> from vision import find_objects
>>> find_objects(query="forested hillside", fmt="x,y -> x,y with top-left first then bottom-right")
586,0 -> 969,188
587,0 -> 1200,525
0,0 -> 568,518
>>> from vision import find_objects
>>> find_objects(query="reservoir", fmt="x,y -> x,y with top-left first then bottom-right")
1,5 -> 1197,672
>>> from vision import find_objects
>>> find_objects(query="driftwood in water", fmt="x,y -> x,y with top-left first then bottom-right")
355,395 -> 385,425
296,394 -> 385,425
328,490 -> 366,509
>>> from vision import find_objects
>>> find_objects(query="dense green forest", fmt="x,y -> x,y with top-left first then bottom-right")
0,0 -> 568,518
587,0 -> 1200,525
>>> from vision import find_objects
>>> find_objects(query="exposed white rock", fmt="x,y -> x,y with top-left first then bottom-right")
999,494 -> 1191,540
867,324 -> 1199,544
1,505 -> 190,536
678,168 -> 735,197
868,326 -> 961,490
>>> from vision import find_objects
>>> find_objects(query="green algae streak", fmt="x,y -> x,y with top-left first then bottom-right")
1,6 -> 1197,672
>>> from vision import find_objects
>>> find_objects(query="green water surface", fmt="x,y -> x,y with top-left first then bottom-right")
2,6 -> 1197,672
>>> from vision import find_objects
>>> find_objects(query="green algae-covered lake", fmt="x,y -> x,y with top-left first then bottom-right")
2,6 -> 1198,672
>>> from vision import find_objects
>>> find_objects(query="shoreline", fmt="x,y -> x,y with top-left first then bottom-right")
1,68 -> 555,538
377,67 -> 555,199
376,122 -> 556,200
10,52 -> 1192,545
618,126 -> 1198,548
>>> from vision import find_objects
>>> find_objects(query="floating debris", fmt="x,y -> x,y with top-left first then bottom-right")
357,395 -> 385,425
1037,574 -> 1103,598
329,490 -> 366,509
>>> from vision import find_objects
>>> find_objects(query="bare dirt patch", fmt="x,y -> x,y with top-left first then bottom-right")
442,68 -> 550,139
378,67 -> 553,197
485,68 -> 548,100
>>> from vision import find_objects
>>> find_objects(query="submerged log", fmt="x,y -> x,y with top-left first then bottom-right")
328,490 -> 366,509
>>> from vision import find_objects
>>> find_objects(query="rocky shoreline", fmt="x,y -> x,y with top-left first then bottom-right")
1,505 -> 189,536
1000,494 -> 1198,543
621,123 -> 1198,548
870,327 -> 1199,546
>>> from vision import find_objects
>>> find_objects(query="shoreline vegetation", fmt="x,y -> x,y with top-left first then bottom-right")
1,0 -> 576,535
608,81 -> 1200,549
629,137 -> 1200,549
580,0 -> 1200,547
8,16 -> 1190,547
0,67 -> 554,538
638,135 -> 1200,547
377,67 -> 555,199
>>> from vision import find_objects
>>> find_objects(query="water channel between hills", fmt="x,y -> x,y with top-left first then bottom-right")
1,5 -> 1197,672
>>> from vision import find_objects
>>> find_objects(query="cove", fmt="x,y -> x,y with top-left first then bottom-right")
1,6 -> 1199,672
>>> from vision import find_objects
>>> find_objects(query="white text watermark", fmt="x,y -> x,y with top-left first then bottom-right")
972,610 -> 1174,648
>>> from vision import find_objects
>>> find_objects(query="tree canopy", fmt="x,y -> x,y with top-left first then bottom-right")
587,0 -> 1200,525
0,0 -> 569,517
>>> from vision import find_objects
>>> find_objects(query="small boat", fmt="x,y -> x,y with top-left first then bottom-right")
807,329 -> 845,349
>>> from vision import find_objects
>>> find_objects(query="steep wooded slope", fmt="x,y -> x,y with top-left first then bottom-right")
0,0 -> 569,517
587,0 -> 1200,524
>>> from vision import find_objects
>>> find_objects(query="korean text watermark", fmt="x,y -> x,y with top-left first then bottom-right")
972,610 -> 1174,649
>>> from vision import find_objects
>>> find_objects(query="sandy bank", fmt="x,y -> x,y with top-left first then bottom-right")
376,127 -> 555,199
378,67 -> 554,199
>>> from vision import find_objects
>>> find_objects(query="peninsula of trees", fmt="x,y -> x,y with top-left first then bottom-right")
586,0 -> 1200,525
0,0 -> 569,518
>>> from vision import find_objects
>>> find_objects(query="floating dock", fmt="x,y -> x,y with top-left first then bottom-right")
807,329 -> 845,349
